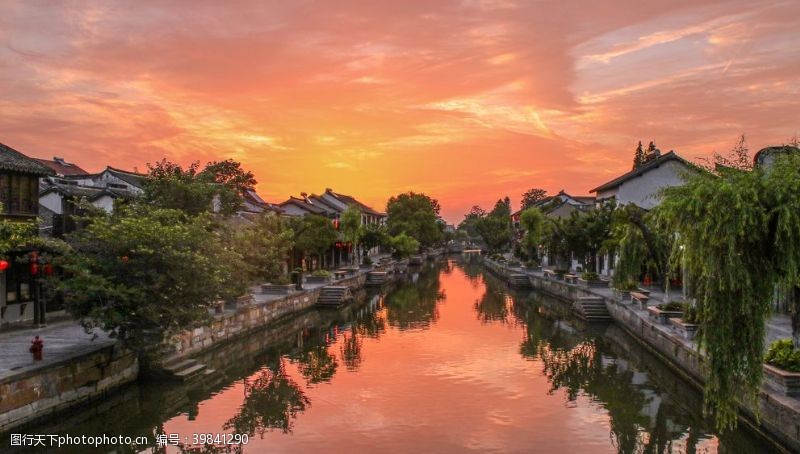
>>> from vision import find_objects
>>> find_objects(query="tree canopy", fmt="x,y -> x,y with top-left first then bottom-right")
521,188 -> 548,210
386,192 -> 442,248
656,147 -> 800,430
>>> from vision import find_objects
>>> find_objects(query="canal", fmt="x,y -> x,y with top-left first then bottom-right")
3,258 -> 782,453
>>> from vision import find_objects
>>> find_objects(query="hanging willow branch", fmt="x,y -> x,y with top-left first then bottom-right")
654,151 -> 800,431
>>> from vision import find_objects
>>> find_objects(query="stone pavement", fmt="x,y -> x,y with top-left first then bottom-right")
511,265 -> 793,349
0,320 -> 113,382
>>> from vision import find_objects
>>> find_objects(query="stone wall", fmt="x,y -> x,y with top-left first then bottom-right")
0,345 -> 138,432
165,273 -> 368,360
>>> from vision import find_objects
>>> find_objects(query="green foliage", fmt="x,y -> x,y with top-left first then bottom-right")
613,278 -> 639,292
360,223 -> 389,252
655,148 -> 800,430
59,205 -> 245,361
311,269 -> 331,278
488,197 -> 511,218
339,206 -> 362,263
458,205 -> 485,239
389,233 -> 420,258
386,192 -> 442,248
143,158 -> 257,216
291,214 -> 337,262
521,188 -> 548,210
581,271 -> 599,281
476,215 -> 511,253
632,141 -> 644,170
0,218 -> 38,258
657,301 -> 685,312
682,303 -> 701,324
765,339 -> 800,372
361,256 -> 372,265
610,205 -> 669,288
520,207 -> 546,260
230,213 -> 293,283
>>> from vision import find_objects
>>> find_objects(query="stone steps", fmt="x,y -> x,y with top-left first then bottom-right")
366,271 -> 388,286
316,286 -> 352,307
509,274 -> 532,288
576,297 -> 612,322
161,357 -> 208,381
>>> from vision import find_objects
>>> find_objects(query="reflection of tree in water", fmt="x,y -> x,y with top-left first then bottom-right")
474,283 -> 515,323
354,297 -> 387,339
384,268 -> 445,329
223,358 -> 310,437
535,337 -> 705,454
340,326 -> 363,371
293,344 -> 338,385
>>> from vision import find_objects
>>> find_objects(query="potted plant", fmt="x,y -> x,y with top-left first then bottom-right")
261,275 -> 295,295
524,260 -> 542,271
648,301 -> 684,325
763,339 -> 800,397
578,271 -> 609,288
670,303 -> 700,340
612,279 -> 639,303
306,269 -> 332,284
554,269 -> 569,281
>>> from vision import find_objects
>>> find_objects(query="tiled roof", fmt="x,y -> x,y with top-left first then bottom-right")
105,166 -> 146,188
326,189 -> 384,216
0,142 -> 55,176
278,196 -> 329,215
41,181 -> 136,201
590,151 -> 691,194
33,157 -> 88,176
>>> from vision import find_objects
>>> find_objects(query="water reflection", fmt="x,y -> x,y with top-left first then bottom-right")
225,358 -> 309,437
1,259 -> 781,453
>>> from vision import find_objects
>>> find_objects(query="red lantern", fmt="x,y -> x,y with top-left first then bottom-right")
30,263 -> 39,276
0,260 -> 8,272
44,264 -> 53,276
121,255 -> 129,263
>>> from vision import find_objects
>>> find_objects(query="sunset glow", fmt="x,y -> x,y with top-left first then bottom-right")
1,1 -> 798,221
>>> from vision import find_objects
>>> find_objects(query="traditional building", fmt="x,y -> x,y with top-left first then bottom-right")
590,149 -> 694,209
0,143 -> 56,327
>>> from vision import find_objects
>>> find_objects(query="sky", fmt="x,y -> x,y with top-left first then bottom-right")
1,1 -> 798,223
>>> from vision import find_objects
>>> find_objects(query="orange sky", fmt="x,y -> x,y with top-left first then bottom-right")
1,1 -> 798,222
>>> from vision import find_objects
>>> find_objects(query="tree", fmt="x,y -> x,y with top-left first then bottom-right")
201,159 -> 257,196
610,205 -> 669,288
361,223 -> 389,256
389,233 -> 420,258
291,214 -> 336,270
143,158 -> 257,215
230,213 -> 293,283
339,206 -> 362,264
58,205 -> 245,365
386,192 -> 442,248
458,205 -> 485,240
632,141 -> 645,170
655,146 -> 800,430
489,197 -> 511,218
519,207 -> 547,262
476,215 -> 511,253
521,188 -> 548,209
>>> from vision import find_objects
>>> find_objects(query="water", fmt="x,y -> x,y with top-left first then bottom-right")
2,259 -> 782,453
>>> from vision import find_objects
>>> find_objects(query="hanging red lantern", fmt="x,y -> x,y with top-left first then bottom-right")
44,264 -> 53,276
121,255 -> 129,263
0,260 -> 8,272
30,263 -> 39,276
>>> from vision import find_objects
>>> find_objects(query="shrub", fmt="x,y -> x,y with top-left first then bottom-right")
682,303 -> 701,324
765,339 -> 800,372
508,259 -> 521,267
311,269 -> 331,278
614,279 -> 639,291
581,271 -> 600,281
362,256 -> 373,265
525,260 -> 539,268
657,301 -> 685,311
271,275 -> 291,285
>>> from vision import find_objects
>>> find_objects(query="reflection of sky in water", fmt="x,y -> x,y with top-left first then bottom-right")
154,261 -> 744,453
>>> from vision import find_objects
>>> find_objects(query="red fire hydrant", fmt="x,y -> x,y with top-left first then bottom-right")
30,336 -> 43,361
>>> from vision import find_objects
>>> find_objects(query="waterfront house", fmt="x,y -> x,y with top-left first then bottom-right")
586,146 -> 695,277
0,143 -> 56,327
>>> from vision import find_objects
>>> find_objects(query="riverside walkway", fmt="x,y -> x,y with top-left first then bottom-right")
0,321 -> 113,383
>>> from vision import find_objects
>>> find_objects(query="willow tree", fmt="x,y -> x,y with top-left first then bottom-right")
519,207 -> 546,263
656,147 -> 800,431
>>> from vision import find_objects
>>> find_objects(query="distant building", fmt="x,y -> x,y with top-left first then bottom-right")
278,188 -> 385,225
590,149 -> 694,209
33,156 -> 89,177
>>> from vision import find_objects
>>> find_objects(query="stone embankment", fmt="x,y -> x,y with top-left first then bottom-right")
0,257 -> 407,433
482,257 -> 800,453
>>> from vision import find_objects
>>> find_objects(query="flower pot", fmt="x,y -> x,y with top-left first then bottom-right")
763,364 -> 800,397
579,278 -> 610,289
612,289 -> 632,303
647,307 -> 683,325
670,318 -> 699,340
